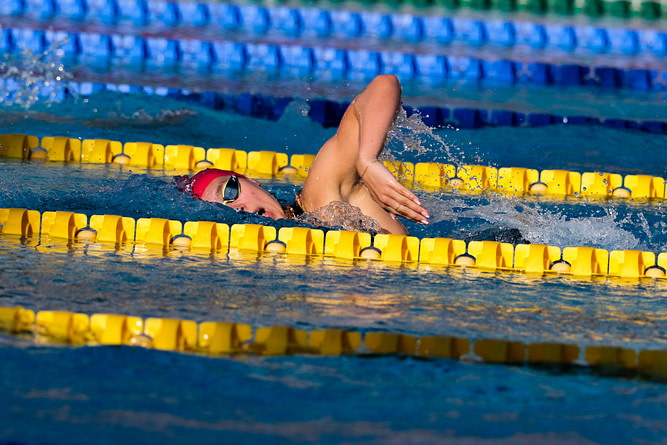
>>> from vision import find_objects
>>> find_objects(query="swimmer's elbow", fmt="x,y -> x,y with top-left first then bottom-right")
357,75 -> 400,112
372,74 -> 400,91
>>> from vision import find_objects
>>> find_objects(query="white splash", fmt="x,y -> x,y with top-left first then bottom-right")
434,195 -> 642,251
386,108 -> 466,166
0,31 -> 73,108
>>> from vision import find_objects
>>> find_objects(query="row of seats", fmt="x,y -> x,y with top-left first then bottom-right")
1,133 -> 665,201
1,0 -> 664,27
2,207 -> 667,278
0,305 -> 665,376
2,25 -> 666,89
4,4 -> 666,55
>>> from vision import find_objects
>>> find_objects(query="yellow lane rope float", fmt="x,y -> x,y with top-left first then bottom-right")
1,133 -> 665,200
1,208 -> 667,279
1,305 -> 666,380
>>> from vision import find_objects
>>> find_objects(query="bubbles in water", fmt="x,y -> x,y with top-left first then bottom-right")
516,204 -> 640,251
0,32 -> 74,109
433,195 -> 643,251
293,98 -> 310,117
385,108 -> 466,166
633,211 -> 653,246
296,201 -> 383,234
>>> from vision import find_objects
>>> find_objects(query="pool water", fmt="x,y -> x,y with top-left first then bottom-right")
2,11 -> 667,444
2,86 -> 667,442
3,339 -> 667,444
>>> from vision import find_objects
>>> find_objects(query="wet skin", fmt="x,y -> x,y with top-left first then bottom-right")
200,175 -> 285,220
197,75 -> 430,234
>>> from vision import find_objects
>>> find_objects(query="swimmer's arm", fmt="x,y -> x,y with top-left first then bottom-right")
302,75 -> 429,229
302,75 -> 399,209
351,75 -> 430,224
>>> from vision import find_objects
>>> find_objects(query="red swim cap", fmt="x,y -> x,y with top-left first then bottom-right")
190,168 -> 245,198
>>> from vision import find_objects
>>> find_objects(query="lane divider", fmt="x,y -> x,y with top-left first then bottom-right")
6,0 -> 665,22
1,21 -> 665,92
1,133 -> 665,201
2,207 -> 667,280
1,305 -> 666,380
3,0 -> 666,55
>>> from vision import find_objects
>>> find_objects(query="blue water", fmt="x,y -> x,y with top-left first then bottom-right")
2,84 -> 666,176
2,337 -> 666,445
1,148 -> 667,443
2,18 -> 667,445
2,89 -> 666,247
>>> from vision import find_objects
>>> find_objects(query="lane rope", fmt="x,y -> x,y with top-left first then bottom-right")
2,133 -> 665,201
1,305 -> 666,381
1,207 -> 667,280
3,0 -> 665,57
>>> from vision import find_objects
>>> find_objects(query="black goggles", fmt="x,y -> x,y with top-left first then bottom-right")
222,175 -> 241,204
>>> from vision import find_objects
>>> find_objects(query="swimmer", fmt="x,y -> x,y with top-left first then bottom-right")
175,75 -> 430,235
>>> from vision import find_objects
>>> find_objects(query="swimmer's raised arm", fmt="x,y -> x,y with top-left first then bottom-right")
351,75 -> 429,226
301,74 -> 429,234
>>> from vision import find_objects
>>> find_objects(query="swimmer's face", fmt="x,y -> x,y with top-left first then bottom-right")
200,175 -> 286,220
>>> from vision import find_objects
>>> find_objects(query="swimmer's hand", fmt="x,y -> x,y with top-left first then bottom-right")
361,160 -> 430,225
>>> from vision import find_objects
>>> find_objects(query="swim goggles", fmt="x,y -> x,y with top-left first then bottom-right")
221,175 -> 241,204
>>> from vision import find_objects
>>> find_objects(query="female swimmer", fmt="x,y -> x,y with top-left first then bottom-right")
176,74 -> 430,235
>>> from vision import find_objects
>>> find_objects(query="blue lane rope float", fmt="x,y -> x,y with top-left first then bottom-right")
2,0 -> 665,20
1,13 -> 666,91
1,305 -> 667,381
2,0 -> 666,57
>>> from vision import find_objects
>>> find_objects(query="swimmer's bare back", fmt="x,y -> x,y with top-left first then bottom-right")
299,74 -> 430,235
